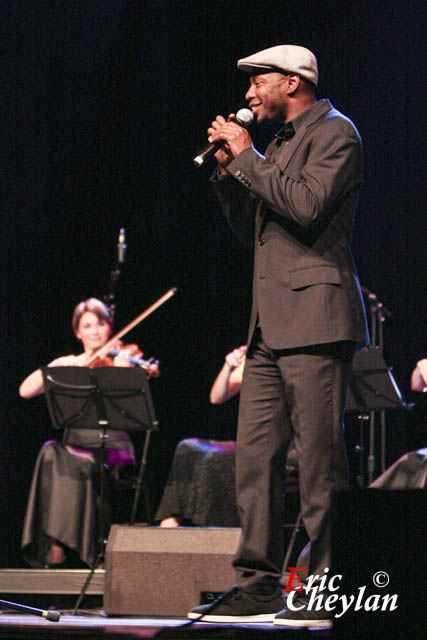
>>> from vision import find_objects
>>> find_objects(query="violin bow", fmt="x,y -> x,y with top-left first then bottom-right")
84,287 -> 177,366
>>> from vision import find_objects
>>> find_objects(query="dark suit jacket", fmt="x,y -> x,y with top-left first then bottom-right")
212,99 -> 369,350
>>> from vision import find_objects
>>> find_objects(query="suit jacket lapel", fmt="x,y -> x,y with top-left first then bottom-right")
255,100 -> 333,239
276,99 -> 332,173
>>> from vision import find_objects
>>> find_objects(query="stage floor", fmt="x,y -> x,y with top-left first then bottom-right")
0,610 -> 332,639
0,564 -> 334,638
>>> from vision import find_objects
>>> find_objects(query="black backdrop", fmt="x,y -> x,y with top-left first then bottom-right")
1,0 -> 425,567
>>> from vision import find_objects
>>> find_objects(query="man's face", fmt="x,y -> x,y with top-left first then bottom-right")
245,72 -> 289,124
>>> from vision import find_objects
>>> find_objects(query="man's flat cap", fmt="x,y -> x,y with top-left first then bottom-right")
237,44 -> 318,87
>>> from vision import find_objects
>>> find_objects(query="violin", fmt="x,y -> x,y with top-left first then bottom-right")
83,288 -> 177,376
88,341 -> 160,378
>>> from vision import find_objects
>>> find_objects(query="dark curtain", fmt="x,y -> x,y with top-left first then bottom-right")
1,0 -> 425,566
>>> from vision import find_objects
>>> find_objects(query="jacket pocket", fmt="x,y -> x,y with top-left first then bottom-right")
290,265 -> 341,290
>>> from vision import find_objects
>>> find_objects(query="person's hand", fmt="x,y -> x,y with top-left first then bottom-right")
225,345 -> 247,370
208,114 -> 253,171
113,349 -> 132,367
411,358 -> 427,392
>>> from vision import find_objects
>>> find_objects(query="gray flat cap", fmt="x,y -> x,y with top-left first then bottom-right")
237,44 -> 318,87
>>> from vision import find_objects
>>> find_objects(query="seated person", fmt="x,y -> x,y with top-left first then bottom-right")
209,345 -> 248,404
410,358 -> 427,392
370,358 -> 427,489
156,346 -> 297,527
156,437 -> 241,528
19,298 -> 143,568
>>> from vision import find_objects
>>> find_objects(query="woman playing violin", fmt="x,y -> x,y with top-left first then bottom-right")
20,298 -> 151,568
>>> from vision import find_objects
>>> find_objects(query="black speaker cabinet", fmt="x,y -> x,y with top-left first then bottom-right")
332,490 -> 426,639
104,525 -> 241,616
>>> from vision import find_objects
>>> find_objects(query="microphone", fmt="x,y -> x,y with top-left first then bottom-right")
117,228 -> 126,263
0,598 -> 60,621
193,108 -> 254,167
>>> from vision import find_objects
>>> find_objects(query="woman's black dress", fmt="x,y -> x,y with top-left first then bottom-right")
21,427 -> 134,568
155,438 -> 241,527
155,437 -> 299,527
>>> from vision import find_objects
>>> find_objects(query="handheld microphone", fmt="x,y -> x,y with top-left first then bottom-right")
193,108 -> 254,167
117,228 -> 126,263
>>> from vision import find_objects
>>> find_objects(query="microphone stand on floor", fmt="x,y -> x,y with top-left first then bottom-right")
0,598 -> 60,622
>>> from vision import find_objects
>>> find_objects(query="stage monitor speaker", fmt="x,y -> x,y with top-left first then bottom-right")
104,525 -> 241,616
332,490 -> 426,639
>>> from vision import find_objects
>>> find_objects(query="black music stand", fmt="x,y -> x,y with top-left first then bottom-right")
346,347 -> 409,487
41,366 -> 158,612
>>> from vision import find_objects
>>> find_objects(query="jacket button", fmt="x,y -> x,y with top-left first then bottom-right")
258,239 -> 265,246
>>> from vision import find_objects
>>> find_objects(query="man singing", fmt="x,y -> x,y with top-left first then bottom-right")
188,44 -> 369,628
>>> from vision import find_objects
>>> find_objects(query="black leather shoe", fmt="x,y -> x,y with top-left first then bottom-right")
187,587 -> 285,623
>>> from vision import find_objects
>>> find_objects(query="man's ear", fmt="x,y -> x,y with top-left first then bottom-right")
286,73 -> 301,95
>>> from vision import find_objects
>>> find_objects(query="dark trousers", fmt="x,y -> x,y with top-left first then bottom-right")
233,333 -> 354,582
